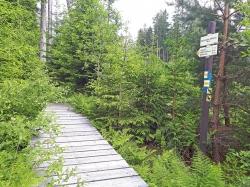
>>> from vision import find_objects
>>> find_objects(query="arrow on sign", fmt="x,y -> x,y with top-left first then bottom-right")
197,45 -> 218,58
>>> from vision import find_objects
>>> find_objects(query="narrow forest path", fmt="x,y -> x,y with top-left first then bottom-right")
39,103 -> 148,187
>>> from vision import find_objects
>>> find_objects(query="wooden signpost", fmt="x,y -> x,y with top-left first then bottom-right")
198,21 -> 218,154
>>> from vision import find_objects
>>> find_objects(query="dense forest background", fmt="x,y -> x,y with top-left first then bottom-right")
0,0 -> 250,186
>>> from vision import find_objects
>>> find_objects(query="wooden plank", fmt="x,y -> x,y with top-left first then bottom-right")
46,106 -> 71,109
56,140 -> 110,148
54,168 -> 139,185
44,109 -> 71,112
36,145 -> 114,153
53,112 -> 83,115
55,117 -> 88,120
56,120 -> 89,123
60,127 -> 96,133
60,124 -> 92,129
54,176 -> 148,187
45,105 -> 71,110
62,160 -> 129,173
36,141 -> 111,150
54,114 -> 82,117
50,111 -> 79,114
84,176 -> 148,187
39,135 -> 104,143
44,109 -> 71,111
63,155 -> 123,166
62,149 -> 117,159
64,144 -> 113,153
56,121 -> 90,125
45,109 -> 70,111
56,117 -> 89,120
40,131 -> 101,138
63,178 -> 148,187
39,160 -> 130,175
40,155 -> 124,168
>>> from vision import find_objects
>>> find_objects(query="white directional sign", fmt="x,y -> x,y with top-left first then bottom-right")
200,33 -> 219,47
197,45 -> 218,58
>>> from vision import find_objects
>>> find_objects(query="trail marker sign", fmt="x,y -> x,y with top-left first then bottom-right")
200,33 -> 219,47
197,45 -> 218,58
199,21 -> 216,155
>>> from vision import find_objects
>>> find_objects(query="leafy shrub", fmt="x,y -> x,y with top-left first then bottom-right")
0,117 -> 33,151
0,79 -> 54,121
223,151 -> 250,187
0,113 -> 61,186
0,150 -> 42,187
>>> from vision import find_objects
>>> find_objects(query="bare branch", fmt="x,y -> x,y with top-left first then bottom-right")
214,0 -> 225,17
210,12 -> 223,19
227,10 -> 239,19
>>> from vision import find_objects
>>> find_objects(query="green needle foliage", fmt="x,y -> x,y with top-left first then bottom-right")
48,0 -> 119,91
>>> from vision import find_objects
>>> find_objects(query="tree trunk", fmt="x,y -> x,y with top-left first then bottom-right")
66,0 -> 72,10
211,2 -> 229,163
223,69 -> 230,126
40,0 -> 47,62
48,0 -> 53,46
54,0 -> 59,28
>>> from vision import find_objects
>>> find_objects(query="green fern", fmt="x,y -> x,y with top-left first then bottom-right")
191,152 -> 225,187
150,150 -> 194,187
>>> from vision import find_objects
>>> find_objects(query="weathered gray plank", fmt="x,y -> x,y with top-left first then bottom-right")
56,117 -> 88,120
64,144 -> 114,153
39,140 -> 110,150
62,149 -> 117,159
40,155 -> 124,168
54,114 -> 82,117
56,140 -> 109,147
62,160 -> 130,174
84,176 -> 148,187
62,154 -> 123,166
54,168 -> 138,185
57,121 -> 90,125
57,176 -> 148,187
51,112 -> 80,114
60,127 -> 96,133
39,160 -> 130,175
55,117 -> 88,120
60,124 -> 91,128
39,135 -> 103,143
40,131 -> 100,138
44,109 -> 71,112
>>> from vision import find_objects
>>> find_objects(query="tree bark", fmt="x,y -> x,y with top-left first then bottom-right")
48,0 -> 53,46
223,70 -> 230,126
40,0 -> 47,62
66,0 -> 73,10
211,2 -> 229,163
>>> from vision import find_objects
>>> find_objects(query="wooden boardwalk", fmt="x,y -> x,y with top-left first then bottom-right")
38,103 -> 148,187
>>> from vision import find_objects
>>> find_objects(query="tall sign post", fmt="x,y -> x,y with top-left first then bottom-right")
198,21 -> 217,154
